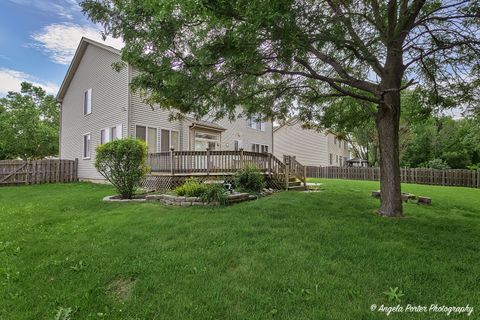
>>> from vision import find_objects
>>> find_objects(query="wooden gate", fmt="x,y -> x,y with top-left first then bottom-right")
0,159 -> 78,186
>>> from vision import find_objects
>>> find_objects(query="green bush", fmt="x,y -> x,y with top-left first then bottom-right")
95,138 -> 149,199
174,178 -> 207,197
234,164 -> 265,193
420,158 -> 451,170
201,183 -> 228,205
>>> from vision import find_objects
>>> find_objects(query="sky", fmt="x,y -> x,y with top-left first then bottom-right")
0,0 -> 122,97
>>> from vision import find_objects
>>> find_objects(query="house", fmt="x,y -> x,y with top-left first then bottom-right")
57,38 -> 273,181
273,118 -> 350,167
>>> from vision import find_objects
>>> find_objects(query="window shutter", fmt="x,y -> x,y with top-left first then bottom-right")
116,124 -> 122,139
87,89 -> 92,114
104,127 -> 110,142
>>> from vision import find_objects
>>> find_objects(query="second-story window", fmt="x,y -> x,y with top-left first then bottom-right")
247,114 -> 265,131
83,88 -> 92,115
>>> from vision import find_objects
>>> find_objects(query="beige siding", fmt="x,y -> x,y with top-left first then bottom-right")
273,121 -> 329,166
129,95 -> 185,151
327,134 -> 350,166
130,98 -> 273,152
60,44 -> 128,180
214,115 -> 273,152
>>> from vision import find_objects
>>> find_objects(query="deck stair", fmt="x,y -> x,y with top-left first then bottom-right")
284,155 -> 307,191
287,177 -> 306,191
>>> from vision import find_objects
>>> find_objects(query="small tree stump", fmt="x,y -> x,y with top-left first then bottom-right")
371,190 -> 381,198
401,194 -> 409,203
417,196 -> 432,205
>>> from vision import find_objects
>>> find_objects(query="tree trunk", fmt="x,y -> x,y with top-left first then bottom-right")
376,91 -> 403,217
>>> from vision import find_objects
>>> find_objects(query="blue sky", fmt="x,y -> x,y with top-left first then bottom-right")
0,0 -> 122,97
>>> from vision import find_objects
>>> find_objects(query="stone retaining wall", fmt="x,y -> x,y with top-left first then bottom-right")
145,193 -> 256,206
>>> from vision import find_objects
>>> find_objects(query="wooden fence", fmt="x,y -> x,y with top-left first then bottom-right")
305,166 -> 480,188
0,159 -> 78,186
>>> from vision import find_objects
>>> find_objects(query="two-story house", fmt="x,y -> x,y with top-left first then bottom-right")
273,117 -> 350,167
57,38 -> 273,181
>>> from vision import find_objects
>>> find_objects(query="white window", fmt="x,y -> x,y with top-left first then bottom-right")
194,132 -> 219,151
83,133 -> 91,159
233,140 -> 244,151
247,114 -> 265,131
333,137 -> 337,145
336,155 -> 339,163
83,89 -> 92,115
344,142 -> 348,150
100,124 -> 122,144
136,125 -> 158,153
339,157 -> 343,166
251,143 -> 268,153
329,153 -> 333,165
161,129 -> 180,152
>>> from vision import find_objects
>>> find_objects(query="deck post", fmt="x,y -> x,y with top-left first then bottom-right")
170,148 -> 175,176
284,155 -> 290,190
239,148 -> 244,169
268,153 -> 272,178
303,165 -> 307,188
206,148 -> 210,176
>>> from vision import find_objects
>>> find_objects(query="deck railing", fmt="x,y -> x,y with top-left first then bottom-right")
147,149 -> 308,189
148,149 -> 280,175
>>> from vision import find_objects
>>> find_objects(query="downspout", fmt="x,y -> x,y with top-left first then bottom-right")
271,120 -> 274,155
126,63 -> 132,137
58,100 -> 63,158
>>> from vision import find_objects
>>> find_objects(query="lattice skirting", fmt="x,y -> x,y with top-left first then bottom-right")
142,174 -> 285,192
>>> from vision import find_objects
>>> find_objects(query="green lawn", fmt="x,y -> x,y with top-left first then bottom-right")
1,180 -> 479,319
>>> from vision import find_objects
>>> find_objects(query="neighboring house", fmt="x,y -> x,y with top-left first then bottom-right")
273,118 -> 350,167
57,38 -> 273,180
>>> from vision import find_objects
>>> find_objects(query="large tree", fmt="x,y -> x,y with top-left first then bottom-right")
81,0 -> 480,216
0,82 -> 59,160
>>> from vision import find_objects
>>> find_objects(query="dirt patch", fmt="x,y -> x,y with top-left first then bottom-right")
107,277 -> 137,301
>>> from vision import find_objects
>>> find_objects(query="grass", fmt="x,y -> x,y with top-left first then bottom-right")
0,179 -> 479,319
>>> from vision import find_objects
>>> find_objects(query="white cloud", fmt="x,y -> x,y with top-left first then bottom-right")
0,68 -> 59,97
6,0 -> 80,20
31,23 -> 124,65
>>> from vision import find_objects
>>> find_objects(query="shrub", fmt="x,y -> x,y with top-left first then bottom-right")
95,138 -> 149,199
234,164 -> 265,193
201,183 -> 228,205
174,177 -> 207,197
421,158 -> 451,170
467,163 -> 480,171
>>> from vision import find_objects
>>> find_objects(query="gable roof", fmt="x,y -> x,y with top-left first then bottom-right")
185,117 -> 226,132
273,116 -> 301,132
56,37 -> 121,102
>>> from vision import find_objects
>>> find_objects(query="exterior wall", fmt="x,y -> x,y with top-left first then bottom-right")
60,44 -> 128,180
273,121 -> 329,166
214,115 -> 273,152
327,134 -> 350,166
128,70 -> 186,151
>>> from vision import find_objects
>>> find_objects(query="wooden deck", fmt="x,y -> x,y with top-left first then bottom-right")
144,150 -> 307,192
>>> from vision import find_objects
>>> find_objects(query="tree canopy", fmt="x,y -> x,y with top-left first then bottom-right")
0,82 -> 59,160
81,0 -> 480,216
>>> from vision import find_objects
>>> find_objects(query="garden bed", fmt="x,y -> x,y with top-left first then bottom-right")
145,192 -> 257,206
